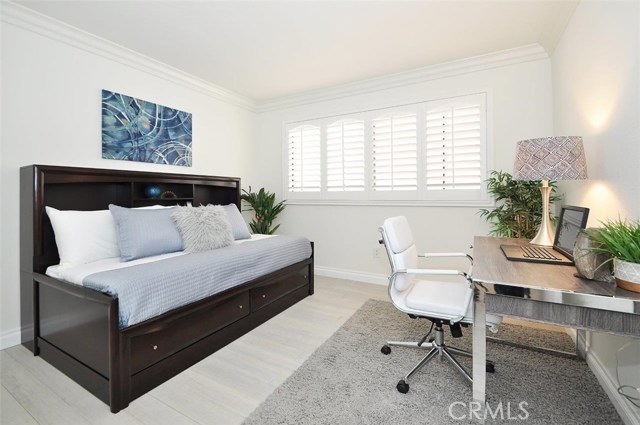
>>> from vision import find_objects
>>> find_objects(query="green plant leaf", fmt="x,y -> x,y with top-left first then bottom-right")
240,186 -> 286,235
478,170 -> 562,239
589,218 -> 640,264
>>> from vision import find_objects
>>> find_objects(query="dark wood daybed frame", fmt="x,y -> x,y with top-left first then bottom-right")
20,165 -> 314,413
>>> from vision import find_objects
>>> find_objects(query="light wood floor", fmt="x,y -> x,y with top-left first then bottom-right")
0,277 -> 388,425
0,276 -> 565,424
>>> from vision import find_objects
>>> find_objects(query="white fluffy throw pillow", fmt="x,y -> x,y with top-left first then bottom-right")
171,204 -> 234,253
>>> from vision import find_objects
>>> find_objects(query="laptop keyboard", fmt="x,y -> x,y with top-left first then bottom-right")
520,246 -> 562,261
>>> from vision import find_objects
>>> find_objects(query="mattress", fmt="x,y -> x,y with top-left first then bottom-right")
46,234 -> 311,328
46,234 -> 274,285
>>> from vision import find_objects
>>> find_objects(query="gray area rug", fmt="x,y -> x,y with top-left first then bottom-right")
244,299 -> 621,424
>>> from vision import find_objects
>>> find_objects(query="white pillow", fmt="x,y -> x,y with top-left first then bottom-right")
135,205 -> 173,210
46,207 -> 121,267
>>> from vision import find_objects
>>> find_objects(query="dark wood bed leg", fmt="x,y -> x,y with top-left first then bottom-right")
33,280 -> 40,355
20,166 -> 36,353
309,242 -> 315,295
109,299 -> 128,414
20,274 -> 35,353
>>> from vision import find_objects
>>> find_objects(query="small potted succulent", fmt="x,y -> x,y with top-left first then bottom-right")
590,218 -> 640,292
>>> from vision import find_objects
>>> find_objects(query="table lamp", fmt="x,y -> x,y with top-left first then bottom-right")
513,136 -> 588,246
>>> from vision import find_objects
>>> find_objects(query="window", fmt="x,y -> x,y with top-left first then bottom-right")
372,113 -> 417,191
327,119 -> 365,192
425,104 -> 482,191
287,125 -> 321,192
284,92 -> 488,205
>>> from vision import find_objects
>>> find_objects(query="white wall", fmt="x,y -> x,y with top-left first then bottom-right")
255,58 -> 554,279
552,0 -> 640,422
0,16 -> 256,348
2,2 -> 636,420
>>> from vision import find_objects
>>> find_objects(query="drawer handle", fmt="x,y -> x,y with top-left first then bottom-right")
239,305 -> 243,309
153,345 -> 158,351
262,294 -> 266,299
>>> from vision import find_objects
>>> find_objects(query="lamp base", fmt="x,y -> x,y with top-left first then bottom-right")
530,181 -> 555,247
530,222 -> 556,246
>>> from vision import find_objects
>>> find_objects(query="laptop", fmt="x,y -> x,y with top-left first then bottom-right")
500,205 -> 590,265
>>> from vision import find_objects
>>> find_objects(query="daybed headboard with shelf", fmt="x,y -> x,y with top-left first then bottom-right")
20,165 -> 313,413
21,165 -> 241,273
20,165 -> 241,349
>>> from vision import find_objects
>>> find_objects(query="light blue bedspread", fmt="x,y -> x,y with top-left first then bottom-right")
83,236 -> 312,328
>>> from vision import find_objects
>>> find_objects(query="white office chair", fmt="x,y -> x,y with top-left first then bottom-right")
379,216 -> 502,393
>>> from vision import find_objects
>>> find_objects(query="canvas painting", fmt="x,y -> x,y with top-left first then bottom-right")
101,90 -> 192,166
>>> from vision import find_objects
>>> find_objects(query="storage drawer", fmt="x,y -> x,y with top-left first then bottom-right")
251,267 -> 309,311
129,291 -> 249,374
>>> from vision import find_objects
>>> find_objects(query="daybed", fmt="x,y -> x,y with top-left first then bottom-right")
20,165 -> 314,413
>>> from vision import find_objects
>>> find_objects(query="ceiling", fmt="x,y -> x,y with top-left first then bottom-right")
15,1 -> 579,101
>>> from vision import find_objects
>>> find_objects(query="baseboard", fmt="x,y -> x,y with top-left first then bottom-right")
586,346 -> 640,425
1,327 -> 22,350
565,328 -> 639,424
314,266 -> 388,286
494,301 -> 638,423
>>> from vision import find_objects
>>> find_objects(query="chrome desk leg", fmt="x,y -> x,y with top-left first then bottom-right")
472,284 -> 487,408
576,329 -> 587,361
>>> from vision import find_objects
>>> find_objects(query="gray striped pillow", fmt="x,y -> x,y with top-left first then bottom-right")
109,205 -> 184,261
222,204 -> 252,240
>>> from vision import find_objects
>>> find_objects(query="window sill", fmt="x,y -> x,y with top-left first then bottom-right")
285,199 -> 494,208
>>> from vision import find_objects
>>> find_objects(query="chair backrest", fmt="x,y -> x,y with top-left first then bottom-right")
380,215 -> 476,323
381,216 -> 418,291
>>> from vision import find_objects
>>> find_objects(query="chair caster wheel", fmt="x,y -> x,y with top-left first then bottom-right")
381,345 -> 391,355
486,362 -> 495,373
396,379 -> 409,394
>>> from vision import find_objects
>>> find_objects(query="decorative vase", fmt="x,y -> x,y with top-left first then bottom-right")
614,258 -> 640,293
145,185 -> 161,199
573,229 -> 614,282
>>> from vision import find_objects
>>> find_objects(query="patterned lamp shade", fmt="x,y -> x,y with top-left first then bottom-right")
513,136 -> 588,180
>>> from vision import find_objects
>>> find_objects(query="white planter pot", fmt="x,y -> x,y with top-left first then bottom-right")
614,258 -> 640,293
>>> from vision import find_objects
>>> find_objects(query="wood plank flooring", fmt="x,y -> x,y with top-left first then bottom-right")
1,277 -> 388,425
0,276 -> 567,424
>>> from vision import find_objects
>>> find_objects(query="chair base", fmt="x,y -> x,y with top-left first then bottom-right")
382,324 -> 495,393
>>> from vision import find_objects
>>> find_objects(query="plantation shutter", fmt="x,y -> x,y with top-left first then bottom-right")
284,92 -> 487,203
326,119 -> 365,192
288,125 -> 321,192
425,104 -> 482,191
372,113 -> 417,191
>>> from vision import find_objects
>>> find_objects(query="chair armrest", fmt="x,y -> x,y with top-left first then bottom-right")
418,252 -> 473,264
394,268 -> 470,280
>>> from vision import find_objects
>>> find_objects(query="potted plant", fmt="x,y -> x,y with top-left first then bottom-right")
479,170 -> 562,239
590,218 -> 640,292
240,186 -> 286,235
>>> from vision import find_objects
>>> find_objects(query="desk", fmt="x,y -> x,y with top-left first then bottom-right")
472,236 -> 640,405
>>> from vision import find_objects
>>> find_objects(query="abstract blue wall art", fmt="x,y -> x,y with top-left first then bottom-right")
102,90 -> 193,166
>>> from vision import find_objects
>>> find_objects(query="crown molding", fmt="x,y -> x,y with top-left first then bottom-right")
1,2 -> 549,115
1,2 -> 256,111
255,44 -> 548,113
